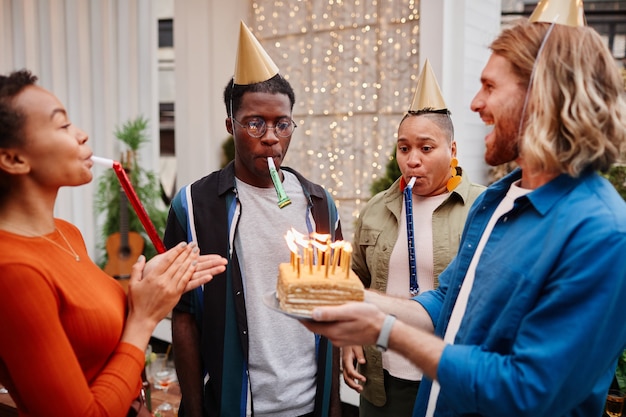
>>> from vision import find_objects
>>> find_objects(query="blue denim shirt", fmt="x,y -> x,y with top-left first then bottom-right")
414,168 -> 626,417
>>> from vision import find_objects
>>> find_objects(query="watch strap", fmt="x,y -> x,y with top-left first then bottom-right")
376,314 -> 397,352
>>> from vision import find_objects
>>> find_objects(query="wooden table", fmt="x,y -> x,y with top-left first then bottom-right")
0,383 -> 181,417
151,382 -> 181,414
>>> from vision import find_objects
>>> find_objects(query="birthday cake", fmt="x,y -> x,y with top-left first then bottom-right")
276,263 -> 364,315
276,231 -> 364,316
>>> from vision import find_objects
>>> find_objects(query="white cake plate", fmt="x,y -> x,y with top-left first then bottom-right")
262,291 -> 313,321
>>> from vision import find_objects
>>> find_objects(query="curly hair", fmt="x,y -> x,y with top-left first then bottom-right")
223,74 -> 296,118
0,69 -> 38,149
491,20 -> 626,176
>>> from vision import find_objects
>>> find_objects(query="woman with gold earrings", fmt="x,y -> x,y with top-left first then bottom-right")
342,60 -> 485,417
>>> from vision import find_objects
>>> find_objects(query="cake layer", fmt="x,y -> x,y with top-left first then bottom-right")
277,262 -> 364,315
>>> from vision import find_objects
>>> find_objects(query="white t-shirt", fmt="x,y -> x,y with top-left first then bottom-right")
234,171 -> 317,417
425,181 -> 531,416
386,192 -> 449,381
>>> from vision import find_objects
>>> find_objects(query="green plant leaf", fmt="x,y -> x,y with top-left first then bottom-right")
94,116 -> 167,266
370,147 -> 401,196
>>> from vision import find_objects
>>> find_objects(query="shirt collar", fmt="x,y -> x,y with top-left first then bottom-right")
494,168 -> 586,216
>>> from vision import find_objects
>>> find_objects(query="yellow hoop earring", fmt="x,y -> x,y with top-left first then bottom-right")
446,157 -> 461,192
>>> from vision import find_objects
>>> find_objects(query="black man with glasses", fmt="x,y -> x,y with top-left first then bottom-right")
164,21 -> 343,417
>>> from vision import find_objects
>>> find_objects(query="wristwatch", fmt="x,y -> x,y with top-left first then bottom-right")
376,314 -> 397,352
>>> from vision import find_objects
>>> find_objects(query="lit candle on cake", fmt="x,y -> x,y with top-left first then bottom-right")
330,241 -> 343,274
311,233 -> 330,272
311,240 -> 328,273
296,255 -> 301,277
284,228 -> 355,279
310,232 -> 331,242
275,226 -> 365,316
307,246 -> 313,274
292,228 -> 308,247
292,229 -> 311,275
343,242 -> 353,279
324,251 -> 330,277
284,231 -> 299,271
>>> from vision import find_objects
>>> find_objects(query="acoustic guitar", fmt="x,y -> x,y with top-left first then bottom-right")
104,188 -> 145,288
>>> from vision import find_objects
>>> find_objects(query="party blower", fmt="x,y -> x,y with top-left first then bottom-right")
92,156 -> 166,254
268,157 -> 291,208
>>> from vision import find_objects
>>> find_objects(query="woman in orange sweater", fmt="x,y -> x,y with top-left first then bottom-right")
0,69 -> 227,417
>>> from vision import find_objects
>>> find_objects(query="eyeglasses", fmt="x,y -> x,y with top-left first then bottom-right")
231,117 -> 297,138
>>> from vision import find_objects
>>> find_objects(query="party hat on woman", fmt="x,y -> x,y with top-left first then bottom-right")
408,59 -> 448,114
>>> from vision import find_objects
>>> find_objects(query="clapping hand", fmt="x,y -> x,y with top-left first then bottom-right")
185,253 -> 228,292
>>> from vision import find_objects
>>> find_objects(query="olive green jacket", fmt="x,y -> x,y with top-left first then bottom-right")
351,171 -> 485,406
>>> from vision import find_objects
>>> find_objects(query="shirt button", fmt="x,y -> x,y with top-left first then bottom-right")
236,291 -> 242,296
243,330 -> 247,335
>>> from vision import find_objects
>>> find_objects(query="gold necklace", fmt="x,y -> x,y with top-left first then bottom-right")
39,228 -> 81,261
4,225 -> 81,261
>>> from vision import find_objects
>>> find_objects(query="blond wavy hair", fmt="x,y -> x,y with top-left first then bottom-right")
490,20 -> 626,177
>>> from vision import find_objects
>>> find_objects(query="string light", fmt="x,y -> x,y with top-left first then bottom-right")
252,0 -> 420,239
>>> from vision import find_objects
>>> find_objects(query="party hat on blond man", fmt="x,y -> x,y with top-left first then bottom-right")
408,59 -> 449,114
233,21 -> 279,85
529,0 -> 586,27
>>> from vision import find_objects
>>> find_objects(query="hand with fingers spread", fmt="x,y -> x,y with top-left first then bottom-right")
185,253 -> 228,293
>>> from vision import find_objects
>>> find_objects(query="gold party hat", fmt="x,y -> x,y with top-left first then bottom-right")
408,59 -> 447,113
529,0 -> 586,27
233,21 -> 280,85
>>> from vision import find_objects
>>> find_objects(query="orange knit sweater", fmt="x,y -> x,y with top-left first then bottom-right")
0,219 -> 144,417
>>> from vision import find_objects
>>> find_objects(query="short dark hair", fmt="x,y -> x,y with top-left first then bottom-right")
400,111 -> 455,144
223,74 -> 296,118
0,69 -> 38,148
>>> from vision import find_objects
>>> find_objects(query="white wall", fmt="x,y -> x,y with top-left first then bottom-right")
421,0 -> 501,185
173,0 -> 248,188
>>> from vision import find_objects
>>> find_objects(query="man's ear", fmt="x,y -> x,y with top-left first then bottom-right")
0,149 -> 30,175
225,117 -> 234,135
